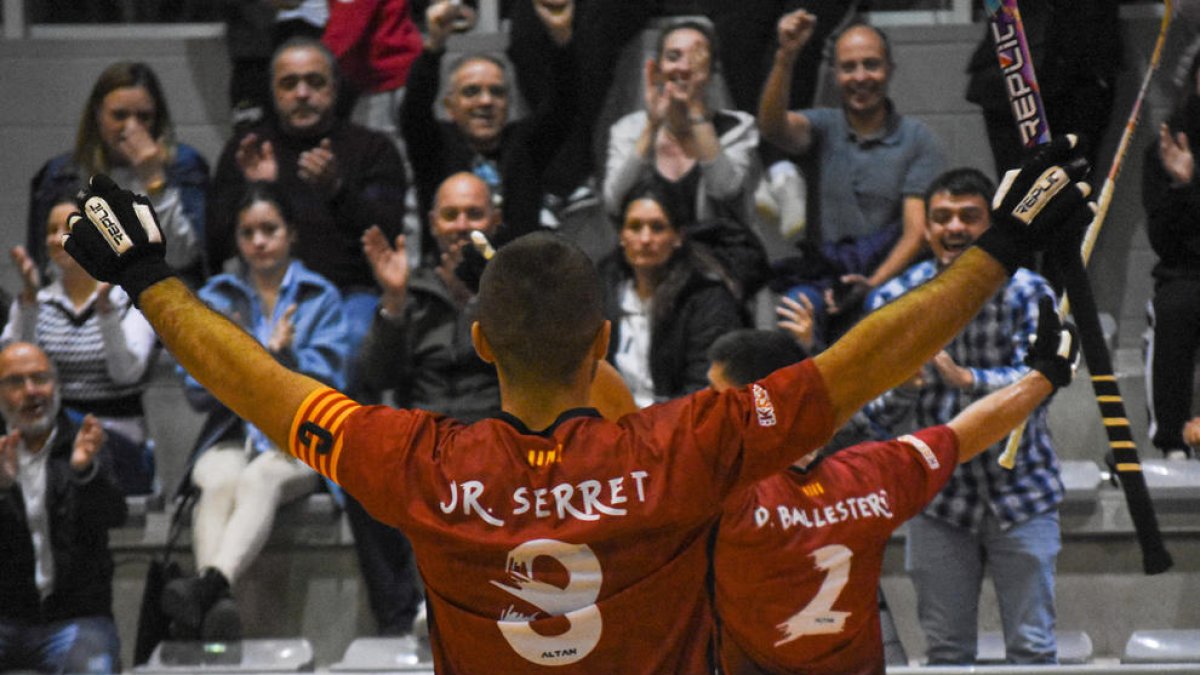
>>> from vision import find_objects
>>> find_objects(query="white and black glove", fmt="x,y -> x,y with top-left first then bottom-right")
975,134 -> 1094,274
64,174 -> 173,305
1025,296 -> 1080,390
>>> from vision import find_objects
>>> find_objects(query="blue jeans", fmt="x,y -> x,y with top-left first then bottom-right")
905,510 -> 1060,665
0,616 -> 120,673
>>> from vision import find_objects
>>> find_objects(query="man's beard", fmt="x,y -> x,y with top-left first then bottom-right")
4,388 -> 60,439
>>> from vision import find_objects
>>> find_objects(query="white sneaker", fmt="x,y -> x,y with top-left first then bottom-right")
1166,449 -> 1191,460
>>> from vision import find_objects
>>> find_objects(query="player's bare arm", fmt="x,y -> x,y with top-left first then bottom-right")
140,278 -> 323,450
814,247 -> 1006,428
948,298 -> 1078,461
948,372 -> 1052,462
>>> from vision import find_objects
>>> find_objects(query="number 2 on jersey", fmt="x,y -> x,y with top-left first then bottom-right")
775,544 -> 852,645
491,539 -> 604,665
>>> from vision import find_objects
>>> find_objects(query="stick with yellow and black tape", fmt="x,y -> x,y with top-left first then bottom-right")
1060,251 -> 1173,575
984,0 -> 1173,574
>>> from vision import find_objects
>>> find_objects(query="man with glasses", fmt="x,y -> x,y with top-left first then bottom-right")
0,342 -> 127,674
400,0 -> 576,252
760,13 -> 945,344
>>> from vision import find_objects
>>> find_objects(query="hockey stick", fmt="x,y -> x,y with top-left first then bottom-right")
985,0 -> 1173,574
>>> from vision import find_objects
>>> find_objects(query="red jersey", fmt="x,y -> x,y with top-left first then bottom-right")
288,360 -> 835,673
714,426 -> 958,675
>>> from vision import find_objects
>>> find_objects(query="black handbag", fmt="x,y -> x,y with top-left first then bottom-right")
133,485 -> 197,665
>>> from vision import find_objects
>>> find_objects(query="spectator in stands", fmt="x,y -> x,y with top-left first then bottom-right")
400,0 -> 574,252
351,171 -> 503,638
221,0 -> 332,132
1143,51 -> 1200,460
604,19 -> 761,237
709,0 -> 857,245
0,342 -> 127,674
208,37 -> 406,392
164,182 -> 349,642
4,195 -> 158,495
761,13 -> 945,343
864,167 -> 1063,665
600,182 -> 745,407
708,316 -> 1076,674
29,61 -> 207,284
322,0 -> 422,138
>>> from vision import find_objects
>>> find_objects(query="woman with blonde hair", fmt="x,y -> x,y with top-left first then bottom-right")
29,61 -> 208,283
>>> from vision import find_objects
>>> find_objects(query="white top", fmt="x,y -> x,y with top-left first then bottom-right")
613,280 -> 657,409
17,427 -> 59,599
108,165 -> 201,270
277,0 -> 328,28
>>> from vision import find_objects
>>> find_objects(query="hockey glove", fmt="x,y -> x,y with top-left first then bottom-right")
64,174 -> 174,305
1025,296 -> 1080,390
975,134 -> 1093,274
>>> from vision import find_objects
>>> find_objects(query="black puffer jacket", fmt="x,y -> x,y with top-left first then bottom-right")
599,245 -> 746,400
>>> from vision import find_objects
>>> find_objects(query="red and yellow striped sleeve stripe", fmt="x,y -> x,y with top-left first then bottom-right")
288,387 -> 360,484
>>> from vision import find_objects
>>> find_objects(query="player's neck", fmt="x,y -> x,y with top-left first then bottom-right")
497,366 -> 594,432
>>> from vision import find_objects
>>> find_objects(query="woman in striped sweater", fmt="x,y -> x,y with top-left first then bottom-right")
4,193 -> 158,493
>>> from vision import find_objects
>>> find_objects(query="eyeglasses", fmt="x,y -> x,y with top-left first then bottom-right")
0,372 -> 54,391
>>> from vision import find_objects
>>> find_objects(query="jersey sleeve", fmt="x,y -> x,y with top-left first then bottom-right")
288,386 -> 443,528
625,359 -> 837,500
874,426 -> 958,521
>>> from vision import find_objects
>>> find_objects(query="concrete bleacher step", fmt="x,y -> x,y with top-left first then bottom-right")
1061,460 -> 1103,507
330,636 -> 433,672
134,639 -> 314,673
1123,629 -> 1200,663
1139,460 -> 1200,505
975,630 -> 1093,665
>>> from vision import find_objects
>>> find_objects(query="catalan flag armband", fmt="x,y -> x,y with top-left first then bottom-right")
289,387 -> 359,483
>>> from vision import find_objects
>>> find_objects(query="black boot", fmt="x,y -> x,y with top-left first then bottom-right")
162,567 -> 232,632
202,596 -> 243,642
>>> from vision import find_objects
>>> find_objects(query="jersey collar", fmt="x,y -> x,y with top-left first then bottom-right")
493,408 -> 602,437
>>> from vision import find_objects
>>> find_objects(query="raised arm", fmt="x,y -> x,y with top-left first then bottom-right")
142,279 -> 323,451
65,176 -> 325,453
758,10 -> 817,155
948,297 -> 1078,461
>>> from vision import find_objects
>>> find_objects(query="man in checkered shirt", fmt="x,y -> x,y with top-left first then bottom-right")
864,167 -> 1064,665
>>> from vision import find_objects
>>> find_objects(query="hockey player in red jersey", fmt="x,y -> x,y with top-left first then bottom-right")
62,136 -> 1090,672
707,316 -> 1078,674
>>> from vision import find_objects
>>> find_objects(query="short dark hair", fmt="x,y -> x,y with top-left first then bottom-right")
923,167 -> 996,205
708,329 -> 807,387
270,37 -> 340,94
617,179 -> 684,232
237,181 -> 297,230
476,232 -> 605,386
831,21 -> 894,67
655,18 -> 719,69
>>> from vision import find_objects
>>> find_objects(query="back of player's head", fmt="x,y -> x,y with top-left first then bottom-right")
924,167 -> 995,204
708,329 -> 807,388
477,232 -> 605,385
